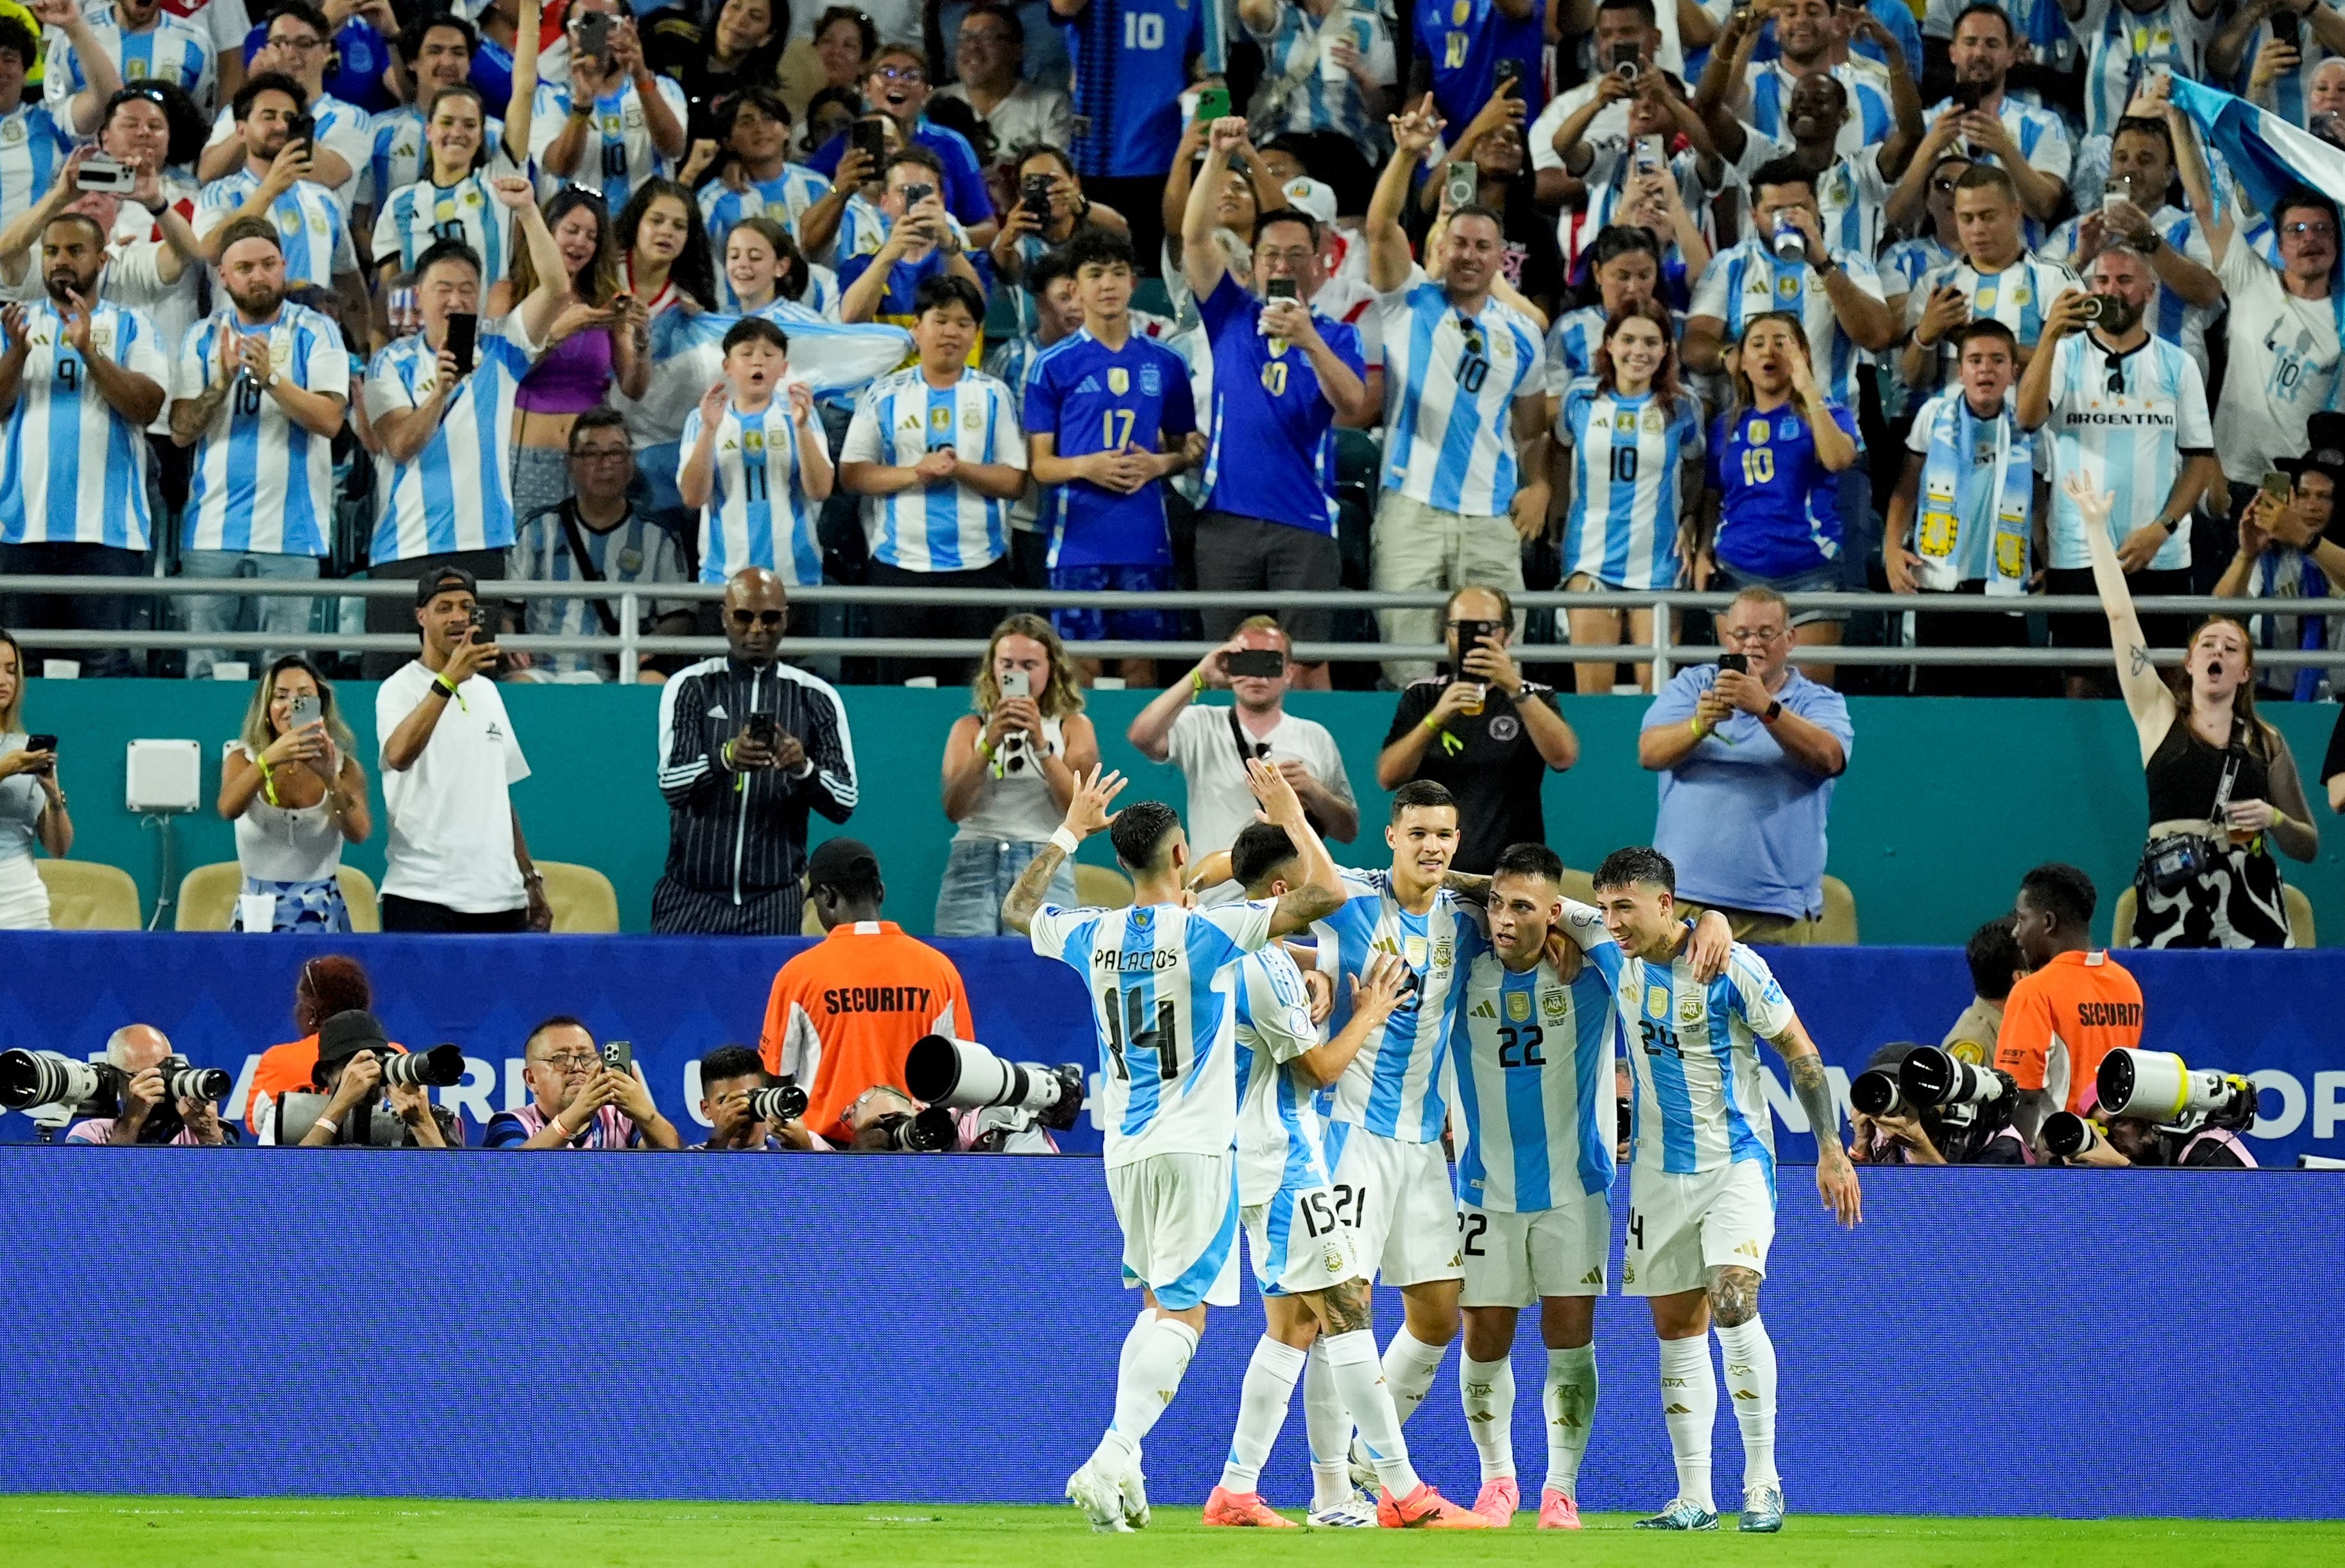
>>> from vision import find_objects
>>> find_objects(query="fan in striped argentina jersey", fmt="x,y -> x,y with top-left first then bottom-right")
45,4 -> 217,126
838,308 -> 1026,576
193,76 -> 361,291
367,73 -> 533,282
679,316 -> 835,585
1742,54 -> 1891,162
2037,115 -> 2221,365
1685,171 -> 1888,416
1554,305 -> 1705,597
1718,49 -> 1927,266
0,275 -> 171,550
1542,228 -> 1668,389
0,44 -> 72,235
1902,167 -> 2078,396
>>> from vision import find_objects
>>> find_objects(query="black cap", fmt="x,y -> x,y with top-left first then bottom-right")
806,837 -> 880,892
2294,411 -> 2345,477
415,565 -> 478,606
315,1009 -> 390,1071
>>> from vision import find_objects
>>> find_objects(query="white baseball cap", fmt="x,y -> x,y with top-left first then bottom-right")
1280,176 -> 1338,226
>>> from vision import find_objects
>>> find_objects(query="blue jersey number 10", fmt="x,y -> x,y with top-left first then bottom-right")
1739,446 -> 1775,484
1123,11 -> 1164,47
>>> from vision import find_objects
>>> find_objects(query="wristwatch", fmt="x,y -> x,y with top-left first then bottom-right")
1761,699 -> 1784,724
2158,515 -> 2182,535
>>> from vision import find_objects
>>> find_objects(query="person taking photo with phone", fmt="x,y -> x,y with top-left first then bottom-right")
217,655 -> 371,932
486,1015 -> 683,1148
837,146 -> 987,330
377,565 -> 554,933
0,628 -> 71,930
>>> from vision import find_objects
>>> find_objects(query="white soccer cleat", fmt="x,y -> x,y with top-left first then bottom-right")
1066,1460 -> 1134,1533
1118,1460 -> 1151,1530
1308,1491 -> 1380,1528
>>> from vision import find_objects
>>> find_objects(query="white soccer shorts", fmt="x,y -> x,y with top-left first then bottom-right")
1243,1180 -> 1369,1298
1621,1159 -> 1776,1298
1105,1151 -> 1242,1310
1458,1190 -> 1612,1308
1323,1123 -> 1464,1288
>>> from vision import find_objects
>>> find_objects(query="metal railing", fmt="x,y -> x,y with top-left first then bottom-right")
4,576 -> 2340,684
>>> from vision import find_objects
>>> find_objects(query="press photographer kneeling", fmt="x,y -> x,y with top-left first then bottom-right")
0,1026 -> 232,1145
264,1011 -> 465,1148
694,1044 -> 821,1151
1850,1044 -> 2031,1166
2043,1050 -> 2260,1169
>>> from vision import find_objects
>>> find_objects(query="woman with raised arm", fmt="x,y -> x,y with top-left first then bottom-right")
2068,473 -> 2319,949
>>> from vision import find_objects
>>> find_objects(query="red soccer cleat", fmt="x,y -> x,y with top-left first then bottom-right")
1539,1488 -> 1583,1530
1472,1476 -> 1520,1526
1203,1487 -> 1300,1528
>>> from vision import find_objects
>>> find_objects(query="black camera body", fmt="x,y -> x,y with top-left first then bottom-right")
745,1081 -> 810,1126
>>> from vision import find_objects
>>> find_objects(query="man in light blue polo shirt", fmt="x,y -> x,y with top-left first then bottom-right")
1635,586 -> 1854,942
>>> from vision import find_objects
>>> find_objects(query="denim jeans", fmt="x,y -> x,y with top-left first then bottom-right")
180,550 -> 321,679
933,837 -> 1077,936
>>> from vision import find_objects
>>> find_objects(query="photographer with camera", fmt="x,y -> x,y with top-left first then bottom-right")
2045,1048 -> 2260,1168
758,838 -> 973,1145
262,1010 -> 464,1149
1995,862 -> 2142,1137
692,1044 -> 822,1151
1848,1042 -> 2031,1166
485,1016 -> 683,1150
60,1025 -> 229,1146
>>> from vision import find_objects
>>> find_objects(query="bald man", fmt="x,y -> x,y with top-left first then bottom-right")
653,568 -> 860,934
65,1025 -> 230,1146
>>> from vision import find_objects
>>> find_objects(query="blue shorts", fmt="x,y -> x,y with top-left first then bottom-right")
1712,560 -> 1846,625
1048,563 -> 1180,644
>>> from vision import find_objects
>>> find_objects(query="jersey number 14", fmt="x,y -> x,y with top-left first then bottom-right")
1100,987 -> 1181,1081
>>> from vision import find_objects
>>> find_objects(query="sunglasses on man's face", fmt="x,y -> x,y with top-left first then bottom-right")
729,608 -> 786,627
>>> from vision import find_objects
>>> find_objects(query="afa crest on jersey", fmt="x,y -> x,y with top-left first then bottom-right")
1506,991 -> 1531,1023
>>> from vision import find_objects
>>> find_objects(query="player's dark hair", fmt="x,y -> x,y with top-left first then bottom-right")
1067,228 -> 1138,275
1254,207 -> 1320,249
2018,862 -> 2095,932
567,406 -> 632,452
698,1044 -> 768,1087
1449,202 -> 1505,235
42,211 -> 110,251
1492,842 -> 1565,888
722,316 -> 790,356
412,237 -> 483,284
718,85 -> 794,142
1109,800 -> 1182,874
265,1 -> 334,44
914,273 -> 986,322
1953,317 -> 2018,355
1951,1 -> 2016,42
1593,846 -> 1676,896
965,1 -> 1026,43
233,69 -> 309,123
1232,823 -> 1300,898
1954,164 -> 2018,203
400,10 -> 478,63
1390,780 -> 1456,823
2110,115 -> 2174,168
1026,247 -> 1076,297
104,80 -> 207,167
1750,157 -> 1818,205
886,143 -> 950,183
524,1014 -> 595,1055
1965,918 -> 2025,1001
216,216 -> 285,256
1011,142 -> 1076,182
2274,183 -> 2341,234
1585,223 -> 1662,282
617,178 -> 716,309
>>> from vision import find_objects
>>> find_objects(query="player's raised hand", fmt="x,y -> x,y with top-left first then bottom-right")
1061,763 -> 1126,839
1818,1152 -> 1863,1227
1245,753 -> 1308,830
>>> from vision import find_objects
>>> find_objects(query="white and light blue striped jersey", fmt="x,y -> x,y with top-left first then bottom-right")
1569,139 -> 1714,269
2074,0 -> 2207,138
1030,898 -> 1277,1168
362,320 -> 536,561
1877,233 -> 1958,422
1920,94 -> 2075,191
1376,281 -> 1543,514
1733,133 -> 1891,259
507,502 -> 691,677
192,173 -> 355,290
2041,204 -> 2215,362
364,105 -> 509,212
0,101 -> 74,234
839,365 -> 1023,572
527,72 -> 690,212
1245,1 -> 1395,160
2042,330 -> 2212,573
202,93 -> 374,210
1450,902 -> 1626,1212
173,303 -> 349,556
1232,944 -> 1331,1208
1904,251 -> 2078,393
1556,380 -> 1703,592
1744,59 -> 1891,159
1621,941 -> 1796,1180
701,162 -> 835,253
0,299 -> 169,549
46,10 -> 217,119
1543,306 -> 1607,395
681,398 -> 822,585
1312,868 -> 1476,1146
1689,239 -> 1885,414
828,191 -> 975,272
370,160 -> 524,280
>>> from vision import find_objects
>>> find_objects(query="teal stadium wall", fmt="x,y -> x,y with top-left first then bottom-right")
31,681 -> 2345,944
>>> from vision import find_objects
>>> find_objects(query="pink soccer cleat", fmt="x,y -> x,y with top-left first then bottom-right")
1472,1477 -> 1520,1527
1377,1482 -> 1496,1530
1539,1488 -> 1583,1530
1203,1487 -> 1299,1528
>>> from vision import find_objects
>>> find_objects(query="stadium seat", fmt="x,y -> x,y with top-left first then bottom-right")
33,860 -> 141,930
535,862 -> 619,933
1074,864 -> 1133,909
803,893 -> 826,935
176,862 -> 382,932
2111,887 -> 2136,948
1815,876 -> 1859,945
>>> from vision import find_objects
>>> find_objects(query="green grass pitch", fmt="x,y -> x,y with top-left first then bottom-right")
5,1497 -> 2336,1567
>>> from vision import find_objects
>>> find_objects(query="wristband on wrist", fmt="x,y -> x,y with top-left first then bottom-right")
1689,717 -> 1708,740
432,675 -> 459,700
312,1116 -> 339,1139
1049,825 -> 1082,857
1191,669 -> 1206,698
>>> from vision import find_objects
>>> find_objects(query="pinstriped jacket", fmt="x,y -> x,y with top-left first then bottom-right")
655,656 -> 858,905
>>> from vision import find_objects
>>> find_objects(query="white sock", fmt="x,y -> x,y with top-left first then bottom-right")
1714,1316 -> 1781,1496
1219,1336 -> 1306,1494
1381,1326 -> 1448,1427
1301,1340 -> 1355,1508
1657,1334 -> 1717,1513
1116,1306 -> 1154,1384
1105,1316 -> 1199,1461
1460,1355 -> 1516,1481
1543,1345 -> 1598,1499
1324,1328 -> 1424,1499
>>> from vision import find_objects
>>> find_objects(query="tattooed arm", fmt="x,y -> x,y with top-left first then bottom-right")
1003,765 -> 1129,935
1442,870 -> 1492,902
2067,470 -> 2179,765
1772,1018 -> 1863,1227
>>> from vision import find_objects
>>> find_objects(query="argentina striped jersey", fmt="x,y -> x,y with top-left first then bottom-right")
1744,60 -> 1891,158
0,101 -> 72,234
0,299 -> 169,549
681,398 -> 823,585
840,365 -> 1023,572
1232,944 -> 1332,1208
701,163 -> 835,253
1377,280 -> 1543,515
364,106 -> 507,212
369,153 -> 525,280
1556,379 -> 1703,591
363,321 -> 536,561
527,73 -> 690,212
46,11 -> 216,119
1313,868 -> 1475,1145
1030,898 -> 1275,1167
1621,941 -> 1796,1180
2042,330 -> 2212,573
175,302 -> 350,555
1689,239 -> 1884,413
194,173 -> 355,289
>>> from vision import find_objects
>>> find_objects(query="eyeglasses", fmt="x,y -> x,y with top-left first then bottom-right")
269,32 -> 327,50
2283,220 -> 2338,238
729,608 -> 787,627
1721,625 -> 1787,646
873,64 -> 926,83
571,446 -> 633,463
960,28 -> 1014,46
532,1052 -> 599,1071
2104,353 -> 2128,395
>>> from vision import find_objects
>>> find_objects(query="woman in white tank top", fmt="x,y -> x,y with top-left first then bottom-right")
217,657 -> 375,932
935,615 -> 1100,935
0,631 -> 72,930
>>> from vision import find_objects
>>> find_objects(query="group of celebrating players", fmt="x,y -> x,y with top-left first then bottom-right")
1002,753 -> 1862,1535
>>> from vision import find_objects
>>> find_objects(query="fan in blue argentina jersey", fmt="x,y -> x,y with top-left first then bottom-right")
525,2 -> 691,212
1412,0 -> 1547,128
364,185 -> 572,566
368,87 -> 531,284
1060,0 -> 1223,180
1704,312 -> 1860,586
1205,820 -> 1458,1528
679,316 -> 837,585
1005,760 -> 1345,1534
46,3 -> 217,128
1590,845 -> 1859,1536
0,17 -> 72,235
1555,303 -> 1705,601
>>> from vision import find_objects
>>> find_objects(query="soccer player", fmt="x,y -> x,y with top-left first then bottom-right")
1002,759 -> 1343,1535
1591,845 -> 1862,1535
1205,822 -> 1485,1531
679,317 -> 837,586
1023,230 -> 1198,687
168,217 -> 350,681
1445,844 -> 1733,1529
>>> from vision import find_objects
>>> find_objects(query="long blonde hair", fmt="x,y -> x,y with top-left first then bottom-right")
0,628 -> 23,735
972,614 -> 1084,720
240,656 -> 359,761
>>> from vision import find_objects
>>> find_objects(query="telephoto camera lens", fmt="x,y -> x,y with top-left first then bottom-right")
1850,1068 -> 1905,1118
908,1105 -> 958,1151
2097,1048 -> 2255,1125
2042,1111 -> 2099,1160
0,1049 -> 109,1110
378,1044 -> 467,1089
905,1035 -> 1087,1131
746,1082 -> 810,1125
160,1058 -> 233,1103
1899,1046 -> 2008,1109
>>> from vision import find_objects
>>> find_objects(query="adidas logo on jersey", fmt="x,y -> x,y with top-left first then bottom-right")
1077,376 -> 1102,393
1580,1267 -> 1604,1286
1735,1240 -> 1761,1259
1471,1000 -> 1496,1018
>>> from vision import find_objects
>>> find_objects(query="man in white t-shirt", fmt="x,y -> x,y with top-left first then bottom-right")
1125,617 -> 1358,879
375,566 -> 552,933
